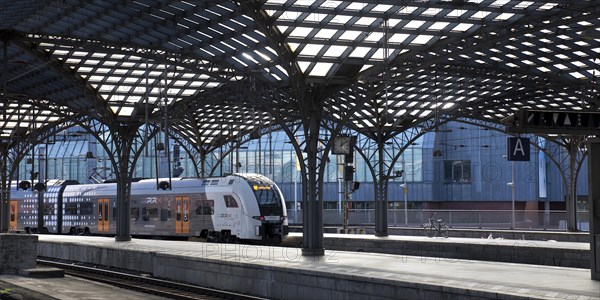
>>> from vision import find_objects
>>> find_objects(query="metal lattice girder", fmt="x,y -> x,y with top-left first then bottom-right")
0,1 -> 598,148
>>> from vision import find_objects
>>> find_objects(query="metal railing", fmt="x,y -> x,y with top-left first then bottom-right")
287,209 -> 590,231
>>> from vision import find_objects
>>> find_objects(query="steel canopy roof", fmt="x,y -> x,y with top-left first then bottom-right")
0,0 -> 598,147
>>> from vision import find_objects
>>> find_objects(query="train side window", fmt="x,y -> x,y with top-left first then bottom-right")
142,208 -> 158,221
80,202 -> 94,215
195,200 -> 214,215
142,208 -> 149,221
112,207 -> 117,221
10,203 -> 15,221
65,203 -> 78,215
131,207 -> 139,221
224,195 -> 238,208
43,204 -> 54,215
160,208 -> 171,221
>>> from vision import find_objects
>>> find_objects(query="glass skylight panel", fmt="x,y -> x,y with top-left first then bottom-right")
199,48 -> 216,57
537,66 -> 551,72
265,0 -> 286,4
554,63 -> 567,70
318,1 -> 341,9
356,17 -> 376,27
429,22 -> 449,31
569,72 -> 586,79
339,30 -> 361,41
359,65 -> 373,72
491,0 -> 510,6
404,20 -> 425,30
306,13 -> 328,23
522,41 -> 535,47
448,9 -> 466,18
419,110 -> 432,118
315,29 -> 337,39
390,33 -> 409,44
289,27 -> 313,38
371,4 -> 392,12
298,61 -> 310,73
515,1 -> 535,9
276,65 -> 288,77
398,6 -> 419,15
255,50 -> 273,62
346,2 -> 367,11
232,56 -> 248,67
422,8 -> 441,16
495,13 -> 515,21
328,15 -> 351,25
411,35 -> 433,45
470,11 -> 491,20
288,43 -> 299,52
242,53 -> 259,64
239,33 -> 259,45
299,44 -> 323,56
365,31 -> 383,42
323,46 -> 348,58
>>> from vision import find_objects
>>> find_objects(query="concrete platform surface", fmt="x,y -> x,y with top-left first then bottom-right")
0,275 -> 165,300
284,232 -> 591,268
36,235 -> 600,299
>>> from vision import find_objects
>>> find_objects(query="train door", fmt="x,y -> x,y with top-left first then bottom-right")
97,198 -> 110,233
9,200 -> 17,231
175,196 -> 190,234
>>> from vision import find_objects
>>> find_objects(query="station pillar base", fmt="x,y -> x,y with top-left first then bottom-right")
302,248 -> 325,256
115,235 -> 132,242
0,233 -> 37,274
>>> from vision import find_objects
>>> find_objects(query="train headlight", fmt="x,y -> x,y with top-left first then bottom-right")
252,216 -> 265,221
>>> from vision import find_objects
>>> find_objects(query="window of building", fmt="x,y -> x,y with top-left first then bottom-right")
444,160 -> 471,183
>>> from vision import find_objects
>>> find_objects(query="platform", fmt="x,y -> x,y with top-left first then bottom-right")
34,234 -> 599,300
0,275 -> 165,300
283,232 -> 591,268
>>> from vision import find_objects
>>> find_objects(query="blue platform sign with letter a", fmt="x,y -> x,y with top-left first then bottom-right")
507,137 -> 530,161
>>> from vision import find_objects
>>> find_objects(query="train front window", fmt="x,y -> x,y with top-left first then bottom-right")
252,185 -> 281,208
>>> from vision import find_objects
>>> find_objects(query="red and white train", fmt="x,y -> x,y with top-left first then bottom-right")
7,173 -> 289,243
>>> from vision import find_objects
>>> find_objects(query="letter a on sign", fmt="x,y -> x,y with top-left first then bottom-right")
507,137 -> 530,161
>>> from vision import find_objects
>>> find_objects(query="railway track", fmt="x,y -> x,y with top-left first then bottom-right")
37,259 -> 266,300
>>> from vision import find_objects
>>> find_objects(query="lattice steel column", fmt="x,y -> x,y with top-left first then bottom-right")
374,137 -> 388,237
302,107 -> 324,256
113,124 -> 141,242
587,138 -> 600,281
0,144 -> 9,233
0,39 -> 8,233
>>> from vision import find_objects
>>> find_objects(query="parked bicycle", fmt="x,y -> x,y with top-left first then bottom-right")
423,213 -> 449,238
